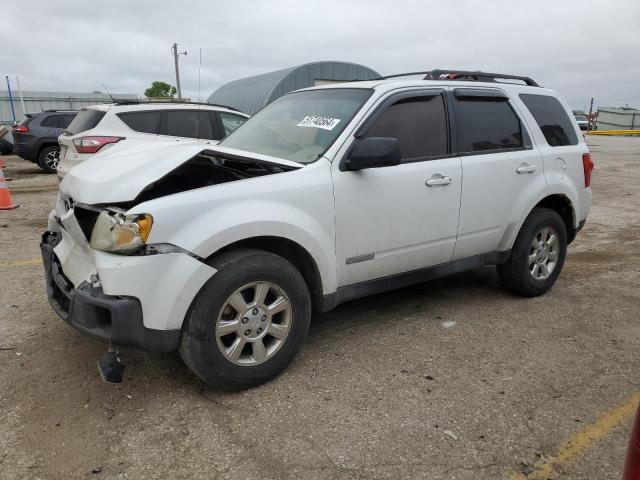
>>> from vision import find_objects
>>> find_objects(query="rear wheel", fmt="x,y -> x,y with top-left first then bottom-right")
497,208 -> 567,297
180,249 -> 311,390
37,146 -> 60,173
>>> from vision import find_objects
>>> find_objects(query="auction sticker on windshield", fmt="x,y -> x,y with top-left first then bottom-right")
296,116 -> 341,130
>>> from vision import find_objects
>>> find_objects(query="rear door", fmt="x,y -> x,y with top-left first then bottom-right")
451,88 -> 546,259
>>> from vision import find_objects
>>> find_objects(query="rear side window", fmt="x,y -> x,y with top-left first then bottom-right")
520,94 -> 578,147
364,94 -> 448,162
163,110 -> 217,139
455,98 -> 523,152
61,114 -> 76,128
66,109 -> 106,135
41,115 -> 63,128
219,112 -> 247,136
118,111 -> 162,134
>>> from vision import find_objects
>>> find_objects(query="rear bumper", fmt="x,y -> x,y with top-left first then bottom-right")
14,143 -> 37,162
41,232 -> 180,352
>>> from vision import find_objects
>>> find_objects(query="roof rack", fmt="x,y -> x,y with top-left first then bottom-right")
111,99 -> 242,112
425,70 -> 539,87
376,69 -> 540,87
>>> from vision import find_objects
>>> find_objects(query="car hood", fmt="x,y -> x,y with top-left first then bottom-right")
59,141 -> 304,205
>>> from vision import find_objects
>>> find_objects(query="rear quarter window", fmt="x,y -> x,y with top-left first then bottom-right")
65,109 -> 106,135
520,94 -> 578,147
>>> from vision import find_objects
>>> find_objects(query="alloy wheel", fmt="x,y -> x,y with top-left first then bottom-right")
528,226 -> 560,280
215,281 -> 292,366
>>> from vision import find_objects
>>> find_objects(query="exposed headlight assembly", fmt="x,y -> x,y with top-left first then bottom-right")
90,209 -> 153,254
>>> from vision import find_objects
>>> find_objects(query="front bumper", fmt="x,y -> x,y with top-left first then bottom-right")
41,232 -> 180,352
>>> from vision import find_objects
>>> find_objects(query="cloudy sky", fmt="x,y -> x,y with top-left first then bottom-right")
2,0 -> 639,111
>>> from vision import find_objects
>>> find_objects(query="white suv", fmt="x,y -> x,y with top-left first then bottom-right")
56,102 -> 248,178
42,70 -> 593,390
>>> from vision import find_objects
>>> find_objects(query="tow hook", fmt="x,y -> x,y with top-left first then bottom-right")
98,346 -> 125,384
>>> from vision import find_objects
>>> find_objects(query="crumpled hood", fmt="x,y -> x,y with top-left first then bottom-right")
60,141 -> 304,205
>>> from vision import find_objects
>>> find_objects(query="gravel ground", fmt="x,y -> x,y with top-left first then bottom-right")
0,136 -> 638,479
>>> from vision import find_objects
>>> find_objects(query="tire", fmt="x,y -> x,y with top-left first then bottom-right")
180,249 -> 311,390
497,208 -> 567,297
37,145 -> 60,173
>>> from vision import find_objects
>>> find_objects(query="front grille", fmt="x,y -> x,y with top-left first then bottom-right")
74,205 -> 100,241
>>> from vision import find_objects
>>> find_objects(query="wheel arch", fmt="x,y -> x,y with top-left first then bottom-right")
532,194 -> 577,243
207,236 -> 324,312
37,140 -> 60,158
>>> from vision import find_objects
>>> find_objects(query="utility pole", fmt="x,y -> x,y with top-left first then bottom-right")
171,43 -> 187,100
587,97 -> 594,132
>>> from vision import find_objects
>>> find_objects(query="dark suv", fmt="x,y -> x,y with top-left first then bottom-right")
13,110 -> 78,173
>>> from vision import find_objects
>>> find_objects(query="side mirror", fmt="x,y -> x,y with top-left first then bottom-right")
342,137 -> 401,171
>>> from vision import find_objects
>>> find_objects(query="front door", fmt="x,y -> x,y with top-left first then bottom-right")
333,90 -> 462,287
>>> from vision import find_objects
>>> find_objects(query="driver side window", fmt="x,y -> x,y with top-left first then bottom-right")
364,94 -> 448,162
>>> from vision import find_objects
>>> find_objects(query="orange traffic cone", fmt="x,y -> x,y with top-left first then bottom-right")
0,159 -> 19,210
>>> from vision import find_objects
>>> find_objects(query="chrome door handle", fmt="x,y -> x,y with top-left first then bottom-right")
425,175 -> 452,187
516,164 -> 537,174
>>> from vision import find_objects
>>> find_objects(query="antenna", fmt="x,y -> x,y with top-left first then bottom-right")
198,47 -> 202,103
102,84 -> 116,102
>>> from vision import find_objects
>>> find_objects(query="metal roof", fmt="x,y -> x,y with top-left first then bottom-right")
207,61 -> 380,115
0,90 -> 137,125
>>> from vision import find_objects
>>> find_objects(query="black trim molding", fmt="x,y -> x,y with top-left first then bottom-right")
320,251 -> 510,312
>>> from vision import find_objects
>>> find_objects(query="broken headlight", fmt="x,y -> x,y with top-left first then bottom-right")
89,209 -> 153,254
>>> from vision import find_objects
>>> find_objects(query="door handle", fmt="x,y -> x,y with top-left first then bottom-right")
425,175 -> 452,187
516,164 -> 537,174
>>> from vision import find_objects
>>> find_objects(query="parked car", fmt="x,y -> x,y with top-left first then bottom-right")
42,70 -> 593,390
56,102 -> 249,178
574,115 -> 589,130
0,139 -> 13,155
624,403 -> 640,480
12,110 -> 78,172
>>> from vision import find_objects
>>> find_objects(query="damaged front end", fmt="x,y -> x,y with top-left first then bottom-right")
42,143 -> 302,360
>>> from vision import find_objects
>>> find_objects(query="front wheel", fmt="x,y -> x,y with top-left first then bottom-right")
497,208 -> 568,297
37,146 -> 60,173
180,249 -> 311,390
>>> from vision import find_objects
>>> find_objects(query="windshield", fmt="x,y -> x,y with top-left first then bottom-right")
220,88 -> 373,163
575,116 -> 587,121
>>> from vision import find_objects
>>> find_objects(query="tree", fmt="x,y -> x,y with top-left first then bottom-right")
144,81 -> 177,98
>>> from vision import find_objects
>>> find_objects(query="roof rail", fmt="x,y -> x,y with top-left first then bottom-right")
111,99 -> 242,112
374,69 -> 540,87
424,70 -> 540,87
44,109 -> 78,113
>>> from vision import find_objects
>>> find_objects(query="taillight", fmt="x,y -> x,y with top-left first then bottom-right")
13,125 -> 29,133
582,153 -> 594,188
623,404 -> 640,480
73,136 -> 124,154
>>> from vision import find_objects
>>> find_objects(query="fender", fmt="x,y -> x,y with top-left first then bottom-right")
183,204 -> 336,294
502,181 -> 579,251
134,160 -> 337,294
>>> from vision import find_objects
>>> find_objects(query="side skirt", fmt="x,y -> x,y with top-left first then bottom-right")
320,251 -> 510,312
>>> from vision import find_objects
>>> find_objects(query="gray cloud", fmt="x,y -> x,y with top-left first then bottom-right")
2,0 -> 639,111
